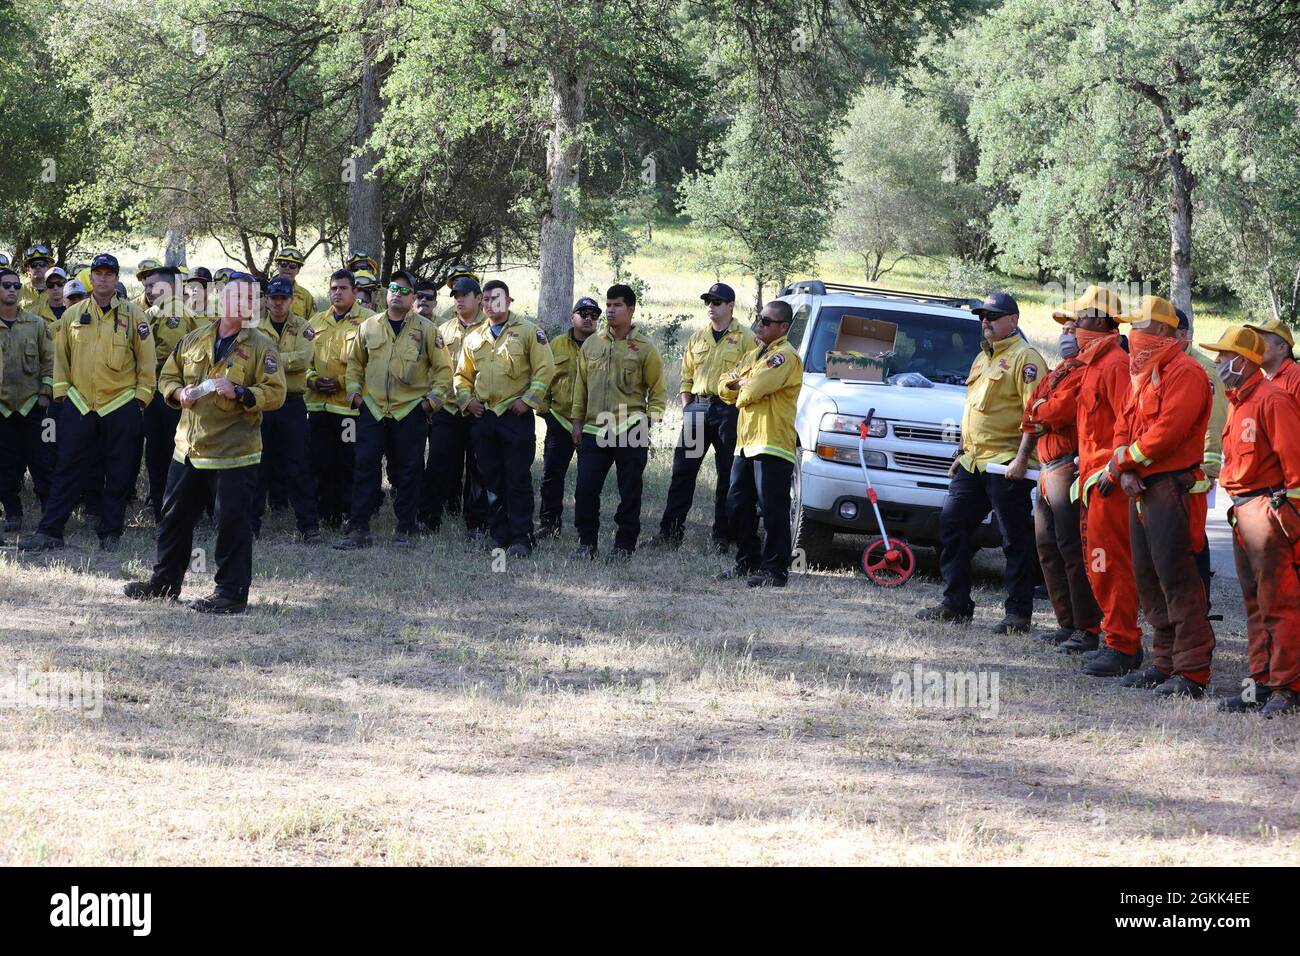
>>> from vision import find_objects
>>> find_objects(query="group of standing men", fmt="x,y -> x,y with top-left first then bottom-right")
921,286 -> 1300,717
2,241 -> 806,612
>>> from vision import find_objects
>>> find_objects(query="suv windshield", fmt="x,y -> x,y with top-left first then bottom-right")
803,305 -> 983,385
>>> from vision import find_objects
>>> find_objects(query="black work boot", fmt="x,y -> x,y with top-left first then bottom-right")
915,604 -> 973,624
568,543 -> 597,561
747,570 -> 787,588
17,532 -> 64,552
714,565 -> 754,582
1040,625 -> 1076,645
1058,630 -> 1100,654
1083,645 -> 1142,677
1153,674 -> 1205,699
1261,688 -> 1300,718
190,592 -> 247,615
605,547 -> 632,564
647,532 -> 682,551
993,614 -> 1031,635
123,580 -> 181,601
1120,665 -> 1168,689
333,527 -> 372,550
1218,688 -> 1270,713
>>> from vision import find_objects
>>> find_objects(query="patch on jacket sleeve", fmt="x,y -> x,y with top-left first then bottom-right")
536,328 -> 547,345
435,333 -> 445,349
1023,363 -> 1038,382
303,325 -> 316,341
264,353 -> 279,374
137,321 -> 150,340
767,352 -> 785,368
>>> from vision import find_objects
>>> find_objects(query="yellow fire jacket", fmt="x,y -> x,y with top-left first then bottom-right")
0,309 -> 54,416
291,282 -> 316,322
436,311 -> 485,417
1188,346 -> 1229,480
719,335 -> 804,464
146,294 -> 201,376
18,281 -> 47,312
571,325 -> 667,437
261,313 -> 315,394
345,311 -> 454,421
542,329 -> 586,428
305,303 -> 373,415
959,334 -> 1046,471
160,323 -> 287,468
53,296 -> 156,415
680,318 -> 757,398
453,313 -> 555,414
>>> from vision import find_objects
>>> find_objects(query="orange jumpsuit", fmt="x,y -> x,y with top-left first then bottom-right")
1024,360 -> 1102,634
1113,343 -> 1215,682
1067,334 -> 1140,653
1267,358 -> 1300,403
1221,373 -> 1300,692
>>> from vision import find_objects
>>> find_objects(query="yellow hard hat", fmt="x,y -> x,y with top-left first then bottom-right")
1199,326 -> 1266,366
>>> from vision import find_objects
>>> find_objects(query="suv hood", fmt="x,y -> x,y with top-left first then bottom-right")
803,372 -> 968,421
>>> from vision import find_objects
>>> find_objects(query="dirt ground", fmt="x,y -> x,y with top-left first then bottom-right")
2,417 -> 1297,866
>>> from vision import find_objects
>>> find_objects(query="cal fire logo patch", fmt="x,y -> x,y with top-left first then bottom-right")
165,316 -> 180,329
137,322 -> 150,340
435,333 -> 445,349
264,353 -> 279,374
536,328 -> 547,345
303,325 -> 316,341
1023,364 -> 1038,382
767,352 -> 785,368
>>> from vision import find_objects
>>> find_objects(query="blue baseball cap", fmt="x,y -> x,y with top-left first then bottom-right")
90,253 -> 120,274
267,276 -> 294,297
701,282 -> 735,303
972,291 -> 1019,318
573,296 -> 601,315
450,276 -> 481,295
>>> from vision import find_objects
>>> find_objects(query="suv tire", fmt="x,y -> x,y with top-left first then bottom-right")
791,450 -> 836,568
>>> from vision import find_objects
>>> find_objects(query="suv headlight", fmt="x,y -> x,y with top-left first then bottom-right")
816,444 -> 887,467
820,413 -> 886,437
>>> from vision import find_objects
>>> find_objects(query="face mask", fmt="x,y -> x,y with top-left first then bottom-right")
1058,332 -> 1079,359
1216,355 -> 1246,389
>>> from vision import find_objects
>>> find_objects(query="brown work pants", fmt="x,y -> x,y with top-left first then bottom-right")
1130,475 -> 1215,681
1231,495 -> 1300,691
1035,463 -> 1101,632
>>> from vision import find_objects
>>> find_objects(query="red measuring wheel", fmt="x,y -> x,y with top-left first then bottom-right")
859,537 -> 916,587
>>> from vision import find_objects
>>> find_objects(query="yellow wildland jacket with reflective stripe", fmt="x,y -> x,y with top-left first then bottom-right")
543,329 -> 586,429
146,294 -> 200,375
262,314 -> 314,394
436,311 -> 485,416
160,324 -> 286,469
1189,346 -> 1228,480
305,303 -> 372,414
345,311 -> 453,420
53,296 -> 156,414
680,318 -> 757,398
0,310 -> 54,416
959,334 -> 1045,471
18,281 -> 47,312
571,325 -> 667,437
453,313 -> 554,414
719,336 -> 803,463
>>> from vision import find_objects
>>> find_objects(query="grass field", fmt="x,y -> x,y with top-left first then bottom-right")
2,227 -> 1294,865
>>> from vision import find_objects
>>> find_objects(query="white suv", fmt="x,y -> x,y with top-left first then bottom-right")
776,281 -> 1002,565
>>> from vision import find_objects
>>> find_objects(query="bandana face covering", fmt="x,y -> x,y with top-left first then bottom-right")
1129,329 -> 1179,381
1074,326 -> 1112,360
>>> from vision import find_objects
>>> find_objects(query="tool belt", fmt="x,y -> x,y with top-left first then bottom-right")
1042,454 -> 1077,474
1230,488 -> 1278,508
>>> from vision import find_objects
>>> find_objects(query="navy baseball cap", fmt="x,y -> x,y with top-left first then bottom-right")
267,276 -> 294,297
451,276 -> 481,295
90,253 -> 120,274
972,291 -> 1020,318
573,296 -> 601,315
187,266 -> 212,284
701,282 -> 735,303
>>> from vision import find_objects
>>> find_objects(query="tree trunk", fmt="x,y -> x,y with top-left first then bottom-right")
536,61 -> 592,327
348,21 -> 383,272
1167,150 -> 1195,321
755,278 -> 764,311
164,228 -> 187,268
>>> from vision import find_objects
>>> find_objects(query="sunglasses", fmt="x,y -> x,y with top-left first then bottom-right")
0,281 -> 21,290
704,297 -> 725,307
415,293 -> 436,301
575,309 -> 600,319
388,283 -> 414,296
46,278 -> 66,287
757,316 -> 788,327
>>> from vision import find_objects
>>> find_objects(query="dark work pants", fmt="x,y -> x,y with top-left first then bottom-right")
152,460 -> 256,601
727,452 -> 794,580
144,390 -> 181,519
254,393 -> 318,535
574,432 -> 648,550
309,411 -> 355,527
470,409 -> 536,548
938,464 -> 1039,619
1034,464 -> 1101,632
348,406 -> 426,534
0,402 -> 54,520
421,409 -> 487,532
39,401 -> 142,541
539,412 -> 576,531
659,400 -> 738,542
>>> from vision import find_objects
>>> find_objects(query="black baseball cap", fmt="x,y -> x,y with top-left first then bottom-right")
388,269 -> 418,289
267,276 -> 294,297
1174,307 -> 1191,331
415,279 -> 438,294
701,282 -> 735,303
90,253 -> 120,274
573,296 -> 602,316
187,266 -> 213,284
451,276 -> 481,295
972,291 -> 1020,318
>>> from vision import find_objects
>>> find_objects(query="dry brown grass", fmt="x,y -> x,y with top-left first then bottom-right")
2,432 -> 1298,866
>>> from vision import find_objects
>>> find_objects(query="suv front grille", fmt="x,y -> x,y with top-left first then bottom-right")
893,423 -> 959,443
893,452 -> 955,474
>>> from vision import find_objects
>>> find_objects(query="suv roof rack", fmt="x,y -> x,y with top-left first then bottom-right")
779,279 -> 978,310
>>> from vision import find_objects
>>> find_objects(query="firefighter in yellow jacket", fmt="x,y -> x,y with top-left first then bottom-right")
141,266 -> 200,520
123,273 -> 286,615
537,295 -> 599,537
254,276 -> 320,542
568,284 -> 667,560
20,254 -> 154,553
453,278 -> 554,556
422,276 -> 488,534
653,281 -> 757,550
305,269 -> 373,528
273,246 -> 317,321
334,269 -> 454,549
716,299 -> 804,587
0,267 -> 54,537
18,244 -> 54,312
